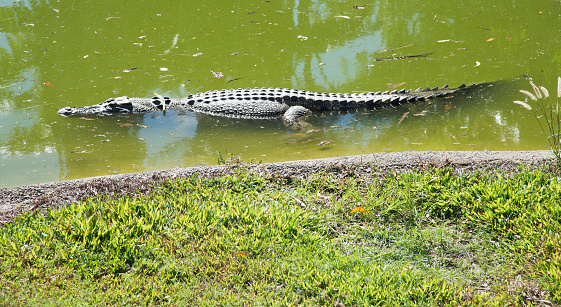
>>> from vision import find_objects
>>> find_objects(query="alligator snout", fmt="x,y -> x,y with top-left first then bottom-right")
57,107 -> 74,116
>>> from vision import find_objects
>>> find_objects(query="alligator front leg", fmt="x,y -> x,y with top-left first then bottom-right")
283,106 -> 312,123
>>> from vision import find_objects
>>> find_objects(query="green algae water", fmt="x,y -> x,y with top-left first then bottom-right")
1,0 -> 560,187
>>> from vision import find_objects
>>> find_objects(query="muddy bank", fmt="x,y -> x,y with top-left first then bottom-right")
0,150 -> 555,225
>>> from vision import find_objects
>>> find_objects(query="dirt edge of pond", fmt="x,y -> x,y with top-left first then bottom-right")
0,150 -> 557,225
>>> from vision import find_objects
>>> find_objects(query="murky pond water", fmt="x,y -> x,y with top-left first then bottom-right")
1,0 -> 560,187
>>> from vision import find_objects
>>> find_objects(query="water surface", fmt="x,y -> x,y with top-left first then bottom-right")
1,0 -> 560,187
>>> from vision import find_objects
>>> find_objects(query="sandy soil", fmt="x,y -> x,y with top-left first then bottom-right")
0,150 -> 556,225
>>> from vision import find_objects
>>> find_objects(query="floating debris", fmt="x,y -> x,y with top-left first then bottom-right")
211,70 -> 224,78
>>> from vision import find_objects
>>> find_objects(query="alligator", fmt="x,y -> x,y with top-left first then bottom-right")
57,84 -> 468,123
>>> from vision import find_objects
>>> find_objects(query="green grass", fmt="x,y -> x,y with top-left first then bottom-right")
1,166 -> 560,306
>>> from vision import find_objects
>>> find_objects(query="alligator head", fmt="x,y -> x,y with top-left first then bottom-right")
57,96 -> 162,116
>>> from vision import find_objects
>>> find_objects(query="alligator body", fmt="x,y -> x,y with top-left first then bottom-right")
57,84 -> 467,123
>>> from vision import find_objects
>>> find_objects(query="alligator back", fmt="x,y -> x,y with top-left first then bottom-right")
179,85 -> 466,112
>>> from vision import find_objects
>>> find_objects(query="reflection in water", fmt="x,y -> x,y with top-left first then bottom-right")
294,32 -> 384,89
138,112 -> 198,170
0,0 -> 560,187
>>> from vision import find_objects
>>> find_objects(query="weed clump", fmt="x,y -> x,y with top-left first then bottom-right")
514,77 -> 561,163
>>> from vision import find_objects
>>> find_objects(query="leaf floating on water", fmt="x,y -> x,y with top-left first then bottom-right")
119,123 -> 133,127
193,52 -> 203,57
388,82 -> 406,91
350,207 -> 371,214
374,53 -> 432,61
317,141 -> 330,146
79,117 -> 96,121
211,70 -> 224,78
397,112 -> 409,126
227,77 -> 243,83
334,15 -> 350,19
444,102 -> 454,110
486,38 -> 495,42
286,138 -> 318,145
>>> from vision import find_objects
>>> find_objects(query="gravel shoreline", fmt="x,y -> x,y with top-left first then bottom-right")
0,150 -> 555,225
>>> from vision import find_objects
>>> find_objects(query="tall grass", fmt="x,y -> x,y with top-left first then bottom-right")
514,77 -> 561,162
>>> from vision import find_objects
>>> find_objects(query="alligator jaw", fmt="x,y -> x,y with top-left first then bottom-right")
57,96 -> 157,116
